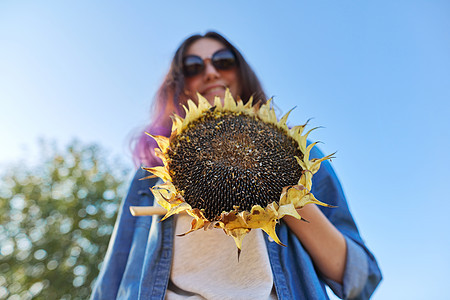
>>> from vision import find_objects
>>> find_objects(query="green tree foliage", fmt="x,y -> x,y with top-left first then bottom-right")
0,141 -> 129,299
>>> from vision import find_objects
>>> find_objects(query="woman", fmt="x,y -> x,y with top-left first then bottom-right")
91,32 -> 381,300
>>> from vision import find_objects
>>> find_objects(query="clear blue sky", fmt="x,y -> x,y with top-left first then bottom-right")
1,1 -> 449,299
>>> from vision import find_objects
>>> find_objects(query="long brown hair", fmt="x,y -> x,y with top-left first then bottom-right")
132,31 -> 267,167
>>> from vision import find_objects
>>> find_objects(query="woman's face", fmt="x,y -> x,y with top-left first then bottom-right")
184,38 -> 240,104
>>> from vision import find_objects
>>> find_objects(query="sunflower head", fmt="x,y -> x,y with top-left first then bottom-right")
142,91 -> 334,251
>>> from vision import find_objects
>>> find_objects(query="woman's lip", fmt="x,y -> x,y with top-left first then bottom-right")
201,85 -> 226,95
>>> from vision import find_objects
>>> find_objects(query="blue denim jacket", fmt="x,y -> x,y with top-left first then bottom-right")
91,146 -> 382,300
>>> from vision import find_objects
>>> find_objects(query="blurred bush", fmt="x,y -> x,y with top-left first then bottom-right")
0,140 -> 130,299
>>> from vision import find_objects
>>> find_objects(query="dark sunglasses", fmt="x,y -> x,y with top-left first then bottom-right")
182,49 -> 237,78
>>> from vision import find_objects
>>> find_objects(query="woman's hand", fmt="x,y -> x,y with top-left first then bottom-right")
283,204 -> 347,283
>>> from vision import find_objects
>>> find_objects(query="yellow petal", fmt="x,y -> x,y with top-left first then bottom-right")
178,208 -> 210,236
309,152 -> 335,174
154,148 -> 166,161
303,127 -> 321,143
178,217 -> 206,236
280,184 -> 308,204
304,141 -> 320,164
277,203 -> 302,219
294,155 -> 307,171
290,124 -> 306,138
145,133 -> 170,153
301,193 -> 336,208
157,181 -> 178,194
279,107 -> 295,129
142,166 -> 171,182
225,227 -> 251,250
258,99 -> 271,122
259,98 -> 277,124
218,211 -> 247,229
196,93 -> 211,111
223,90 -> 237,111
171,114 -> 184,133
187,99 -> 200,120
244,204 -> 278,228
138,174 -> 157,180
298,171 -> 313,191
161,201 -> 191,221
213,95 -> 223,110
151,188 -> 172,211
260,219 -> 285,247
244,96 -> 254,110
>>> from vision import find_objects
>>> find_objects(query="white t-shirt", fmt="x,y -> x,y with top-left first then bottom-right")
166,214 -> 277,300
